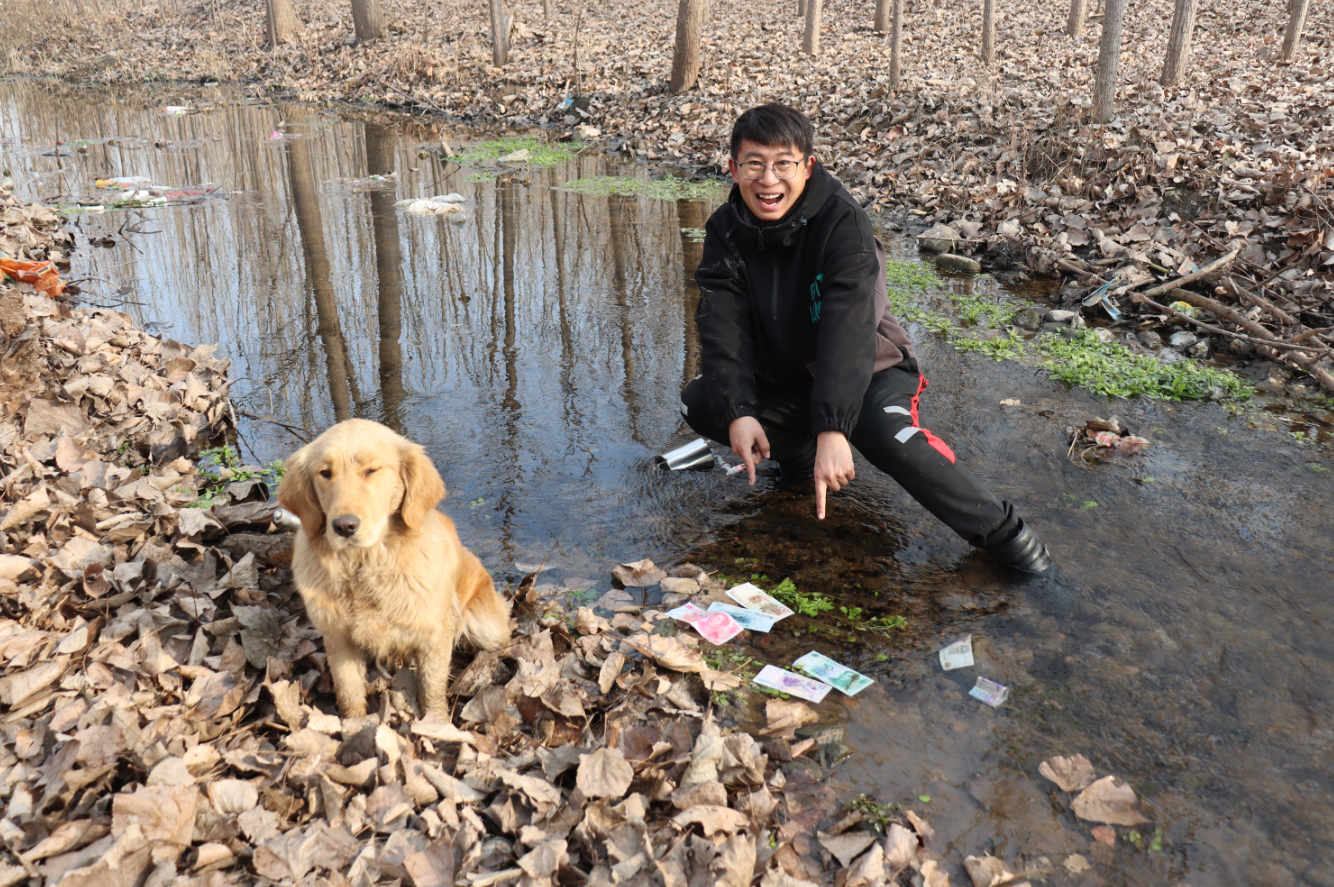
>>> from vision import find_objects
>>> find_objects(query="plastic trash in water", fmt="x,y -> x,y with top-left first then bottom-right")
273,508 -> 302,531
0,259 -> 65,299
657,438 -> 714,471
162,105 -> 190,116
939,635 -> 975,671
95,176 -> 153,190
969,676 -> 1009,708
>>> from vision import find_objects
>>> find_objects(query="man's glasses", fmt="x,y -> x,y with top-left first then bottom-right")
737,159 -> 805,180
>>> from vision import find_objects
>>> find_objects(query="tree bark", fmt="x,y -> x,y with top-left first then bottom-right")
265,0 -> 301,45
1092,0 -> 1128,124
802,0 -> 823,54
489,0 -> 509,65
668,0 -> 707,93
889,0 -> 904,90
351,0 -> 386,43
798,0 -> 806,19
543,0 -> 552,19
1281,0 -> 1311,60
1159,0 -> 1198,86
1066,0 -> 1086,38
874,0 -> 890,31
981,0 -> 995,64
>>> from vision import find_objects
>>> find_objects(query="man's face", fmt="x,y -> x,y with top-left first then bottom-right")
729,139 -> 814,223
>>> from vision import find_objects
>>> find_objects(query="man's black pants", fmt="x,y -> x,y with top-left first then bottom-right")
679,360 -> 1020,548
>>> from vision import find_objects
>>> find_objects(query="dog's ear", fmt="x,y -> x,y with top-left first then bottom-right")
399,442 -> 446,531
277,445 -> 325,538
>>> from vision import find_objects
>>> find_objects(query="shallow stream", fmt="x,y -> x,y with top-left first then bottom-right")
3,81 -> 1332,886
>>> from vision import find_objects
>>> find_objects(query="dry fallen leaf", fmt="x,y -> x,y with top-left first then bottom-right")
1038,753 -> 1097,793
1072,776 -> 1150,826
576,747 -> 634,800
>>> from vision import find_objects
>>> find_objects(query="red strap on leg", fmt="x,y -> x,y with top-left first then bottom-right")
910,373 -> 956,463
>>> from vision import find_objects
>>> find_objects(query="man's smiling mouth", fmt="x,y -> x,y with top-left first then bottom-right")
757,192 -> 784,209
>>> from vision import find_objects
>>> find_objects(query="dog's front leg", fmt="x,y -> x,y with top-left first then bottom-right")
324,629 -> 369,718
417,649 -> 453,718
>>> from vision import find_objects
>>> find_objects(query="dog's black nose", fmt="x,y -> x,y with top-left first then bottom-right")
332,516 -> 361,538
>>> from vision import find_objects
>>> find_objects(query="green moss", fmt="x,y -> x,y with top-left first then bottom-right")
1035,328 -> 1252,402
455,136 -> 583,167
561,176 -> 729,203
883,260 -> 942,291
956,329 -> 1026,361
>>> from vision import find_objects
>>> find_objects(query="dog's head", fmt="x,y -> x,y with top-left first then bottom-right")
277,419 -> 446,550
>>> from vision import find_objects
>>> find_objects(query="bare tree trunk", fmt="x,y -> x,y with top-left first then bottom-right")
1092,0 -> 1128,123
802,0 -> 823,54
669,0 -> 707,93
543,0 -> 552,19
1281,0 -> 1311,60
490,0 -> 509,65
798,0 -> 806,18
874,0 -> 890,31
981,0 -> 995,64
351,0 -> 386,42
1159,0 -> 1198,86
265,0 -> 301,45
889,0 -> 904,89
1066,0 -> 1086,38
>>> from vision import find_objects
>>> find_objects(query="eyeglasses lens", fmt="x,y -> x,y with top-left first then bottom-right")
741,161 -> 800,180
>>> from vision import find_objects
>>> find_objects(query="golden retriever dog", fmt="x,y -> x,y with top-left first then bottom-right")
277,419 -> 511,718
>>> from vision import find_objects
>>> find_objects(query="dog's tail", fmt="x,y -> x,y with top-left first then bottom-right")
461,574 -> 513,652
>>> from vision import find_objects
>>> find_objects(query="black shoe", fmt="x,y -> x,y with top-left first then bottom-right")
985,518 -> 1054,573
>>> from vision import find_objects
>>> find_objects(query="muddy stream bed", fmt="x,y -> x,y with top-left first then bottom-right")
2,81 -> 1333,886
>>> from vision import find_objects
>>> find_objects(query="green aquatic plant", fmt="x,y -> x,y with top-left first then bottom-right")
561,176 -> 728,203
455,136 -> 583,167
769,577 -> 835,617
1035,327 -> 1252,402
955,329 -> 1026,361
188,445 -> 283,508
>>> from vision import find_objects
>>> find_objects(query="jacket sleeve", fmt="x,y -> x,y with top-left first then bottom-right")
810,208 -> 880,437
694,217 -> 758,427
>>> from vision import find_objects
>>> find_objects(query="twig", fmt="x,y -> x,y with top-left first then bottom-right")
460,867 -> 522,887
234,408 -> 313,442
1129,292 -> 1330,356
1136,247 -> 1239,300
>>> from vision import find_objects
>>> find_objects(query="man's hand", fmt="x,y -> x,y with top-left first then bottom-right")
814,431 -> 854,520
728,417 -> 771,486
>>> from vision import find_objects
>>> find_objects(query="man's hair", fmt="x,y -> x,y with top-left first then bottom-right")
730,103 -> 815,159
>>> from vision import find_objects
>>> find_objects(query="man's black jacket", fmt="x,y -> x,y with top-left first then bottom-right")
694,161 -> 915,438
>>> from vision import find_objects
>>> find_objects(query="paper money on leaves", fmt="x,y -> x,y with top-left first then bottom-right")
793,651 -> 874,696
753,665 -> 832,703
667,603 -> 743,644
726,582 -> 795,621
706,602 -> 777,633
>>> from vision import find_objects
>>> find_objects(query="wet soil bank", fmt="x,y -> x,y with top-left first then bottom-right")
1,81 -> 1332,885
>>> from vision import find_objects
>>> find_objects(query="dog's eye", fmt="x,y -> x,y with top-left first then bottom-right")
319,468 -> 333,479
364,467 -> 377,477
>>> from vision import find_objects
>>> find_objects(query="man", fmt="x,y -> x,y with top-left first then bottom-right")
680,103 -> 1053,573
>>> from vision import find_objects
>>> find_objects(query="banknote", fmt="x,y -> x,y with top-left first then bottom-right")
667,603 -> 743,644
726,582 -> 795,621
753,665 -> 832,703
939,635 -> 975,671
969,676 -> 1009,708
792,651 -> 874,696
707,602 -> 777,633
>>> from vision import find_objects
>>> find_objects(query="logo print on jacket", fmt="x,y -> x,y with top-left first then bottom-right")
809,273 -> 823,323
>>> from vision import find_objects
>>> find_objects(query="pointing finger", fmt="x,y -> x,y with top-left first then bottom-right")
815,479 -> 827,520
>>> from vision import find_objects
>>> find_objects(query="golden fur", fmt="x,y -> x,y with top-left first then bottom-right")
277,419 -> 511,717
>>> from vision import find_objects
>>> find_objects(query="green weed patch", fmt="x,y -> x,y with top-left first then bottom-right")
455,136 -> 583,167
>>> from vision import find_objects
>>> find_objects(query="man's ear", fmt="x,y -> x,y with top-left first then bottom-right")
398,442 -> 445,531
277,445 -> 325,539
